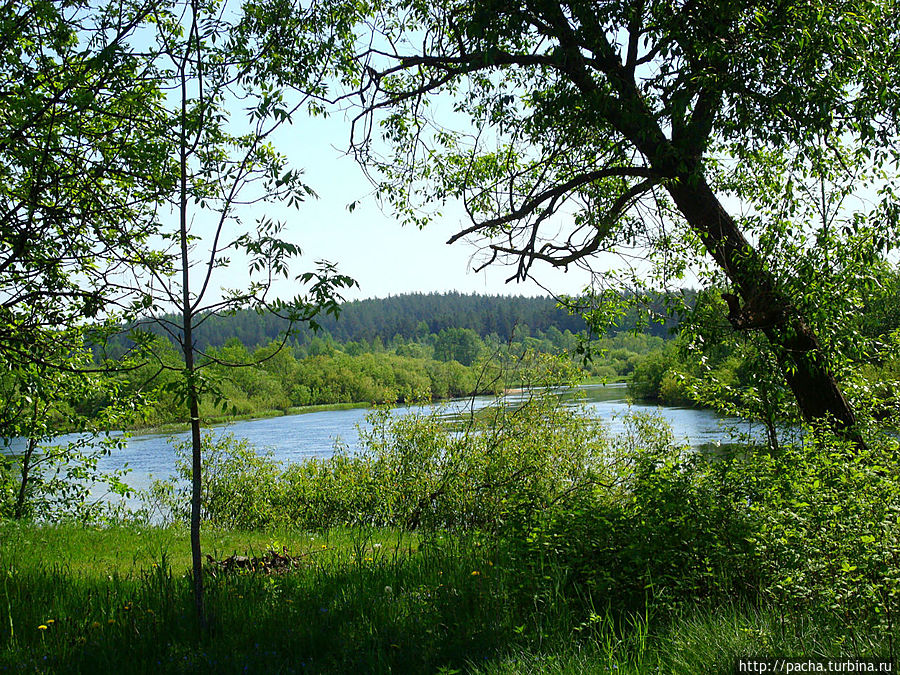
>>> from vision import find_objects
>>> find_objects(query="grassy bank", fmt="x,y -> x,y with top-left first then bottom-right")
1,522 -> 894,674
132,402 -> 371,435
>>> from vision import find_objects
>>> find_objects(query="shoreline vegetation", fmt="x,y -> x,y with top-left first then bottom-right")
112,380 -> 631,436
5,390 -> 900,673
130,402 -> 372,435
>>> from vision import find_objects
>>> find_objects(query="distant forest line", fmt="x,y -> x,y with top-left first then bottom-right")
107,291 -> 685,355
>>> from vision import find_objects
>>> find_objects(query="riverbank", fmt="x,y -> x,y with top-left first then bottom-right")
1,521 -> 888,674
130,401 -> 373,435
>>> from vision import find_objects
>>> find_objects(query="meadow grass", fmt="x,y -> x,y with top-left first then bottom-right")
0,522 -> 894,674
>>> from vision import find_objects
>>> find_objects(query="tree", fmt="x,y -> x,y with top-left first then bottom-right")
352,0 -> 900,443
434,327 -> 482,366
0,330 -> 133,521
0,0 -> 170,369
128,0 -> 356,628
0,0 -> 176,522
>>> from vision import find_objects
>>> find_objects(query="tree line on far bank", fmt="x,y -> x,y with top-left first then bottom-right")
82,322 -> 666,429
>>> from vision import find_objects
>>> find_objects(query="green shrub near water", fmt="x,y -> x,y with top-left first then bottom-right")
145,391 -> 607,533
6,388 -> 900,671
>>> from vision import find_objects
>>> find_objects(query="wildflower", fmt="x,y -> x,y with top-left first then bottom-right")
91,621 -> 101,629
38,625 -> 48,631
384,586 -> 393,595
471,570 -> 481,576
46,619 -> 55,624
108,619 -> 115,625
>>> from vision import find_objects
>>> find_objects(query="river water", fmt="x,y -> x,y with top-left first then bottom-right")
111,384 -> 757,492
4,384 -> 763,500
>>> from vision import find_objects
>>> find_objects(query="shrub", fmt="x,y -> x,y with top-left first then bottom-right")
144,433 -> 282,529
144,390 -> 609,533
500,414 -> 761,617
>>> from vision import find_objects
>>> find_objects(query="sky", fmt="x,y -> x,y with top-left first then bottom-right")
249,108 -> 597,303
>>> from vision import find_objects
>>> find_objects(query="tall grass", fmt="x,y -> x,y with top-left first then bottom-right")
2,522 -> 895,674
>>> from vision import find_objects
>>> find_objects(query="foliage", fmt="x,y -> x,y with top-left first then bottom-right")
627,346 -> 683,403
0,332 -> 137,521
144,381 -> 606,532
0,0 -> 170,367
143,433 -> 281,530
748,431 -> 900,633
501,414 -> 760,617
433,327 -> 483,366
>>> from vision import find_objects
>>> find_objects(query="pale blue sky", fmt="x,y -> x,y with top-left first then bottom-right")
260,110 -> 597,302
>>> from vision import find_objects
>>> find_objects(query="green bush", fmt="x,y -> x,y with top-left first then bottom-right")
144,433 -> 282,529
500,414 -> 760,617
142,399 -> 900,638
747,431 -> 900,632
144,391 -> 608,533
628,349 -> 675,401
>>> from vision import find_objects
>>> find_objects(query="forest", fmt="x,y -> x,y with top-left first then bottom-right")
3,0 -> 900,673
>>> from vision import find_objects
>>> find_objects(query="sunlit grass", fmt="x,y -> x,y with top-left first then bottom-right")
1,522 -> 896,674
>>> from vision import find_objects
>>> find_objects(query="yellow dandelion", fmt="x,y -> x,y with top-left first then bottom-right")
38,625 -> 48,631
46,619 -> 55,624
91,621 -> 102,629
471,570 -> 481,576
107,619 -> 115,625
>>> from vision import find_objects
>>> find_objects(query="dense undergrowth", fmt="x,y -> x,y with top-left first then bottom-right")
3,390 -> 900,672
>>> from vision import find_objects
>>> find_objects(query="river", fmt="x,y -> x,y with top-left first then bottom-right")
104,384 -> 760,493
3,384 -> 765,503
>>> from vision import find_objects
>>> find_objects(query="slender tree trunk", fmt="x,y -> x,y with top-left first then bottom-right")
179,28 -> 206,630
14,436 -> 37,520
186,376 -> 205,631
757,374 -> 781,456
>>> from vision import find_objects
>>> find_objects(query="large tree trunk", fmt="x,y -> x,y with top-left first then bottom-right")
553,39 -> 864,445
666,177 -> 862,445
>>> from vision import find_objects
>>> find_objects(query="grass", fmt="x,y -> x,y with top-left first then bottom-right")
287,402 -> 370,415
0,522 -> 895,674
580,375 -> 628,385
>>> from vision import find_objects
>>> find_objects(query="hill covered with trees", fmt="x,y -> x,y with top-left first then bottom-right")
119,291 -> 683,353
